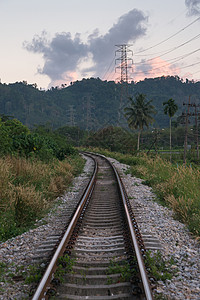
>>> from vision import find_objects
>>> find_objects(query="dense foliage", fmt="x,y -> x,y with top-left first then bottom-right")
0,76 -> 199,129
0,116 -> 83,241
0,117 -> 76,161
85,126 -> 137,153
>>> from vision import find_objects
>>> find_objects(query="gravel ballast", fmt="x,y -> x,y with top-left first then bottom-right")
108,157 -> 200,300
0,155 -> 94,299
0,155 -> 199,300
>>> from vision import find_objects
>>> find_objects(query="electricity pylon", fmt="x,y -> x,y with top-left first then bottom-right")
67,105 -> 76,127
115,44 -> 133,125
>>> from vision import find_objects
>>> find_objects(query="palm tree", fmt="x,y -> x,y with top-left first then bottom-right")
163,98 -> 178,161
124,94 -> 156,151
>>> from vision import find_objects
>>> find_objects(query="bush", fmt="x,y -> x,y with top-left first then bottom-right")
0,117 -> 77,161
0,121 -> 12,154
0,154 -> 84,241
0,118 -> 83,241
132,156 -> 200,236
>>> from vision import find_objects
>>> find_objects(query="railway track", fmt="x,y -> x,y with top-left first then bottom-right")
32,153 -> 153,300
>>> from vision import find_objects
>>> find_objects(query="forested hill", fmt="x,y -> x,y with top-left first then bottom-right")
0,76 -> 199,129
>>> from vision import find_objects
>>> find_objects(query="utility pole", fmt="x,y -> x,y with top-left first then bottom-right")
183,98 -> 200,162
115,44 -> 133,124
183,96 -> 191,164
194,103 -> 200,160
147,128 -> 159,155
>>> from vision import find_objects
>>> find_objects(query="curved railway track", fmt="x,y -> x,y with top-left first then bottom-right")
32,153 -> 153,300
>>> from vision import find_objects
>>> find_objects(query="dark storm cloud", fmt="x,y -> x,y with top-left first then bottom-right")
23,9 -> 148,84
185,0 -> 200,16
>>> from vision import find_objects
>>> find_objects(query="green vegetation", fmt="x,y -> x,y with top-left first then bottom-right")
0,76 -> 199,130
0,256 -> 75,296
0,155 -> 84,241
124,94 -> 156,151
86,126 -> 137,153
107,259 -> 136,283
0,117 -> 85,242
0,261 -> 12,293
128,154 -> 200,236
0,118 -> 76,161
145,250 -> 177,281
0,76 -> 200,241
25,264 -> 46,284
84,125 -> 199,161
163,98 -> 178,161
85,148 -> 200,237
54,254 -> 76,283
0,262 -> 45,295
154,293 -> 168,300
0,262 -> 7,282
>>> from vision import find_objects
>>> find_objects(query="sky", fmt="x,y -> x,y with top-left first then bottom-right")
0,0 -> 200,89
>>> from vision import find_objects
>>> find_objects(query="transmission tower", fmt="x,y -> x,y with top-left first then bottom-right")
115,44 -> 133,124
83,94 -> 96,132
66,105 -> 76,127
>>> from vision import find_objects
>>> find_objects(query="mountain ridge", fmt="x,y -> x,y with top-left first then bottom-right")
0,76 -> 199,129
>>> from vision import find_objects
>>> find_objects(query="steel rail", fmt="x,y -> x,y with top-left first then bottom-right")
83,151 -> 153,299
111,161 -> 153,300
32,155 -> 97,300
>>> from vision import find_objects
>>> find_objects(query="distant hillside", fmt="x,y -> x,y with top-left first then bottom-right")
0,76 -> 199,129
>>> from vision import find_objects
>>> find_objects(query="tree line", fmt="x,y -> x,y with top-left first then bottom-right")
0,76 -> 200,130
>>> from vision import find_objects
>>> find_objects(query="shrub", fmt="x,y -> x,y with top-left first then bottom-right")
0,154 -> 84,241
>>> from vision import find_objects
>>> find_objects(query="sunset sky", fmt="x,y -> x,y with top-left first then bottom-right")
0,0 -> 200,89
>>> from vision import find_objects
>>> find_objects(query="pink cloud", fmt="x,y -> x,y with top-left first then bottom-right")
133,57 -> 181,82
49,71 -> 79,88
103,57 -> 181,83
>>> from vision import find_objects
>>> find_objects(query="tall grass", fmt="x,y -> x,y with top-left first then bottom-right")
0,155 -> 84,241
86,148 -> 200,237
127,155 -> 200,236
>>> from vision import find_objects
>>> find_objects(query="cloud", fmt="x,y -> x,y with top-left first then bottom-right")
23,31 -> 88,83
185,0 -> 200,16
23,9 -> 148,86
134,57 -> 180,81
87,9 -> 148,77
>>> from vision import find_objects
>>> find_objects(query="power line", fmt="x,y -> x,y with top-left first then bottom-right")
134,33 -> 200,66
180,60 -> 200,70
133,58 -> 200,76
135,48 -> 200,67
135,33 -> 200,59
102,57 -> 115,80
135,16 -> 200,55
99,18 -> 200,83
191,69 -> 200,76
100,17 -> 200,83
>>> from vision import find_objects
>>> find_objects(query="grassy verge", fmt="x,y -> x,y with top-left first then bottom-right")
0,154 -> 85,241
82,148 -> 200,237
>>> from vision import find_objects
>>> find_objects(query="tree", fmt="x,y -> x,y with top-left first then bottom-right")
124,94 -> 156,151
163,98 -> 178,161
